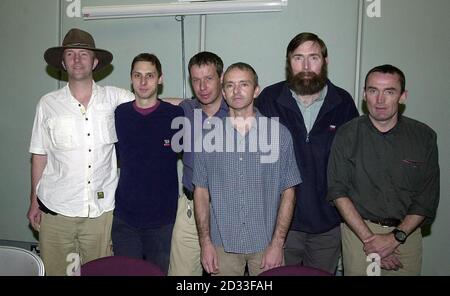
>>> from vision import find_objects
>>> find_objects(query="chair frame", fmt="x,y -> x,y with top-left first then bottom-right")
0,245 -> 45,276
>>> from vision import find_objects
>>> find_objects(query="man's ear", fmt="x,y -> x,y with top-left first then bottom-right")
62,61 -> 67,70
92,58 -> 99,70
253,85 -> 261,98
158,74 -> 164,85
399,90 -> 408,104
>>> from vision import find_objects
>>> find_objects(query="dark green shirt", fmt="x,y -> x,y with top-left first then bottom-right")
327,115 -> 439,224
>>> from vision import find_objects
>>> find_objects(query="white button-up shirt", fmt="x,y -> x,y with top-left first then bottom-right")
29,82 -> 134,217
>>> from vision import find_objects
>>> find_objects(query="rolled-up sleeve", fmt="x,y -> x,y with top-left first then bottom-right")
192,151 -> 208,189
29,102 -> 47,155
327,128 -> 352,202
407,131 -> 440,222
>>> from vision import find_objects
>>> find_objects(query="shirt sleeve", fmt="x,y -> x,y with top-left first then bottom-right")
327,127 -> 352,202
110,86 -> 135,106
346,97 -> 360,121
192,151 -> 208,189
407,130 -> 440,222
29,101 -> 47,155
279,124 -> 302,191
254,88 -> 269,116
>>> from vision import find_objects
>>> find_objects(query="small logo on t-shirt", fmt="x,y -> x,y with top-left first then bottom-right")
164,139 -> 171,147
329,125 -> 336,131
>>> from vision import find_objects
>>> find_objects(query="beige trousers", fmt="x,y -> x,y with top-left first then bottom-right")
341,222 -> 422,276
168,194 -> 202,276
39,210 -> 113,276
213,247 -> 267,276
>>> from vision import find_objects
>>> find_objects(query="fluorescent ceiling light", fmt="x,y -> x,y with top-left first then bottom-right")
82,0 -> 288,20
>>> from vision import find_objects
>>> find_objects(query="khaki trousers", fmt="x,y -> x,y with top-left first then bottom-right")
341,222 -> 422,276
168,194 -> 202,276
213,247 -> 266,276
39,210 -> 113,276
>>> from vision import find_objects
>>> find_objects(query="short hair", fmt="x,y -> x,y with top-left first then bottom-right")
364,64 -> 406,94
286,32 -> 328,59
130,53 -> 162,77
188,51 -> 223,78
223,62 -> 259,87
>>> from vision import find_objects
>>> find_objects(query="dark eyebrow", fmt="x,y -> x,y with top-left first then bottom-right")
132,70 -> 157,75
292,53 -> 321,57
224,79 -> 252,85
240,80 -> 253,85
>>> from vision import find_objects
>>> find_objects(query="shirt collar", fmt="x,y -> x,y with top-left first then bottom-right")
225,108 -> 261,134
290,84 -> 328,106
364,114 -> 403,135
193,96 -> 229,115
63,80 -> 97,102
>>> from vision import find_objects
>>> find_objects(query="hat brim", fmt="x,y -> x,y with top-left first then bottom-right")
44,45 -> 113,72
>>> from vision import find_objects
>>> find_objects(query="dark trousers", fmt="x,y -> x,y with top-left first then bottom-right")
284,226 -> 341,274
112,215 -> 174,274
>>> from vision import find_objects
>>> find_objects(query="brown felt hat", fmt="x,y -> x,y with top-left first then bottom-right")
44,28 -> 113,72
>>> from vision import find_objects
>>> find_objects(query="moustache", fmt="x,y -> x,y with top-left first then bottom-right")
297,71 -> 318,79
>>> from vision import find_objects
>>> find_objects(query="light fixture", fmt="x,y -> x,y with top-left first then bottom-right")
82,0 -> 288,20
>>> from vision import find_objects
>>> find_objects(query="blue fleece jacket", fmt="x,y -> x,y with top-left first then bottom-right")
256,80 -> 359,233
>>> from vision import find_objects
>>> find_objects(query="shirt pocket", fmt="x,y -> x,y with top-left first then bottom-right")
97,113 -> 118,144
47,116 -> 79,150
94,103 -> 118,144
397,159 -> 425,192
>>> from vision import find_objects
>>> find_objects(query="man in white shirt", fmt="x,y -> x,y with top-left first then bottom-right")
27,28 -> 134,275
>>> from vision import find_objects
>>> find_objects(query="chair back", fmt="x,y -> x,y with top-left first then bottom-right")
0,246 -> 45,276
80,256 -> 165,276
259,264 -> 333,276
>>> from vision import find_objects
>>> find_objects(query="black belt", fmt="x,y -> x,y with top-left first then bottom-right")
37,198 -> 58,216
183,187 -> 194,201
368,218 -> 401,227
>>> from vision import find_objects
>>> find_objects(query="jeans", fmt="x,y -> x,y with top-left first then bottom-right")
112,215 -> 174,274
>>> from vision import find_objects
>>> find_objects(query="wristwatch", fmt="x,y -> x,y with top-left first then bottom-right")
392,228 -> 407,244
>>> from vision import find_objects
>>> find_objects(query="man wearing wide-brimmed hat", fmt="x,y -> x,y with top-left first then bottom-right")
27,28 -> 134,275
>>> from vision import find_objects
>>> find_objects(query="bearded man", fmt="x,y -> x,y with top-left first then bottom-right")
256,32 -> 359,274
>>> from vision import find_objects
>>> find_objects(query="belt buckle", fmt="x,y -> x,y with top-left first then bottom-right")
371,218 -> 400,227
383,218 -> 400,227
183,187 -> 194,201
380,221 -> 391,228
